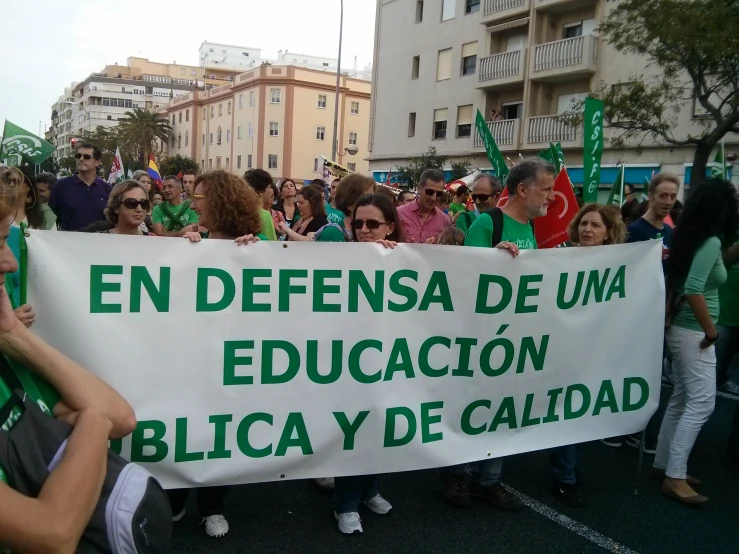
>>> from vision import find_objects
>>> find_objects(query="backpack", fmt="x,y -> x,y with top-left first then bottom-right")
0,358 -> 172,554
481,207 -> 535,248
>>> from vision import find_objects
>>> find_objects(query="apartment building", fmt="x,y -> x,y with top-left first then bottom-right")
49,83 -> 79,160
161,64 -> 371,182
369,0 -> 736,195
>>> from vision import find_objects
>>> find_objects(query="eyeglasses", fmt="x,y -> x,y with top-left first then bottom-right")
74,153 -> 94,160
424,189 -> 445,198
193,194 -> 206,200
352,218 -> 387,230
121,199 -> 151,210
472,193 -> 494,202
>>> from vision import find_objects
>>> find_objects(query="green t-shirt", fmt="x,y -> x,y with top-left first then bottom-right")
151,201 -> 199,232
260,209 -> 278,241
673,236 -> 727,332
456,211 -> 478,236
315,223 -> 350,242
325,204 -> 345,225
0,357 -> 61,483
449,202 -> 466,216
40,203 -> 57,230
464,212 -> 537,250
719,243 -> 739,327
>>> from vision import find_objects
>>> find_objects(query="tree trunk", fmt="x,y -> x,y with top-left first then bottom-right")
689,141 -> 714,195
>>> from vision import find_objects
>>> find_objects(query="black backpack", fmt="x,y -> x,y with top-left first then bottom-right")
0,358 -> 172,554
482,207 -> 535,247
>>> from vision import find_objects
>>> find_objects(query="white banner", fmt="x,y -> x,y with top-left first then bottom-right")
27,233 -> 664,489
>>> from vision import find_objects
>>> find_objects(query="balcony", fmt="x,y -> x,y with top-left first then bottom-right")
477,49 -> 526,89
482,0 -> 530,24
529,34 -> 597,82
536,0 -> 596,11
524,115 -> 581,149
474,118 -> 521,151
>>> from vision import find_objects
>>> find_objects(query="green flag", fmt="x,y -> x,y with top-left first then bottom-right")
710,140 -> 728,179
642,176 -> 650,202
0,120 -> 55,166
538,143 -> 564,173
583,97 -> 604,204
475,109 -> 509,183
606,164 -> 625,206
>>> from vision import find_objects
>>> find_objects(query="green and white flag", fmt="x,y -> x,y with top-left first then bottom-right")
475,109 -> 509,183
606,164 -> 625,206
127,168 -> 134,179
642,176 -> 650,202
538,143 -> 565,173
108,147 -> 125,184
0,120 -> 55,166
710,140 -> 728,180
583,98 -> 604,204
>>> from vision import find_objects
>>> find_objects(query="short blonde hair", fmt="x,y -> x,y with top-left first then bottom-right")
568,204 -> 626,245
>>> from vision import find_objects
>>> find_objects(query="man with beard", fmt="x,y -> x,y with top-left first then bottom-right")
151,176 -> 199,237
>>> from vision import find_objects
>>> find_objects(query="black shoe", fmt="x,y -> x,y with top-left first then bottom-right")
547,452 -> 583,486
441,474 -> 471,508
724,451 -> 739,472
552,481 -> 584,508
469,482 -> 523,511
600,436 -> 623,447
626,433 -> 657,455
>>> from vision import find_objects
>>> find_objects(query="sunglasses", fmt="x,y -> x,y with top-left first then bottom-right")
121,198 -> 151,210
74,153 -> 95,160
471,193 -> 491,202
352,218 -> 387,230
424,189 -> 445,198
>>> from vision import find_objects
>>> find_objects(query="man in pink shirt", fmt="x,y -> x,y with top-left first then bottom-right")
397,169 -> 450,243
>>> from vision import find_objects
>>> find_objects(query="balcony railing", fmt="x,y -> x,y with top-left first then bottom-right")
479,50 -> 522,82
474,119 -> 517,147
533,36 -> 586,72
527,115 -> 577,144
484,0 -> 525,15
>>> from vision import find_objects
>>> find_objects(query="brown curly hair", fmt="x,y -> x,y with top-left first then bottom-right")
568,204 -> 626,245
194,170 -> 262,238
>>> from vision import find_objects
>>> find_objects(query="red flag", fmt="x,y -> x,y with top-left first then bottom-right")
534,168 -> 579,249
385,171 -> 391,188
177,170 -> 183,180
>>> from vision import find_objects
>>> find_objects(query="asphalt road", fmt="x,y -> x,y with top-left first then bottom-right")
169,384 -> 739,554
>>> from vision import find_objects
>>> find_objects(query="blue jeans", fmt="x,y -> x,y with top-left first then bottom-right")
334,475 -> 379,514
441,457 -> 503,486
552,445 -> 578,484
715,324 -> 739,386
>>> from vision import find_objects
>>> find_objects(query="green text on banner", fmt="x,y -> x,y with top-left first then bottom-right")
475,109 -> 509,183
26,233 -> 664,489
583,98 -> 604,203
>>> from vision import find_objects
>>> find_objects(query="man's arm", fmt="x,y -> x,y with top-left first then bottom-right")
152,223 -> 185,238
0,409 -> 111,554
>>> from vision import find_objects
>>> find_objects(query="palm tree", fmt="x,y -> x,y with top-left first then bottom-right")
117,108 -> 172,167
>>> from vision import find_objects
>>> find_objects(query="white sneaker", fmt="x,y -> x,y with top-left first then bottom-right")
202,514 -> 229,538
172,508 -> 186,522
314,477 -> 335,490
334,511 -> 362,534
364,493 -> 392,515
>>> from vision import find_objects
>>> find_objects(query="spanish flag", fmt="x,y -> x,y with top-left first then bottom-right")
147,153 -> 162,187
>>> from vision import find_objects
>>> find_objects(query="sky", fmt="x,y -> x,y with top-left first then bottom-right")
0,0 -> 376,137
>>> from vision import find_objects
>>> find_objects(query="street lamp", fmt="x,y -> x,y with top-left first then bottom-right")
331,0 -> 344,162
343,145 -> 358,156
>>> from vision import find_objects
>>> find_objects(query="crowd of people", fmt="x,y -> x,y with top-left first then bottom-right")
0,140 -> 737,550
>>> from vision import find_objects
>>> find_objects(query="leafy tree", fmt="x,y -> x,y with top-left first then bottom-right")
450,159 -> 473,181
160,155 -> 200,177
117,108 -> 172,168
81,126 -> 119,176
575,0 -> 739,186
58,155 -> 76,173
395,147 -> 448,189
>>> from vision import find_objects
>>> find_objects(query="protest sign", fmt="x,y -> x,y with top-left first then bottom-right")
27,233 -> 664,489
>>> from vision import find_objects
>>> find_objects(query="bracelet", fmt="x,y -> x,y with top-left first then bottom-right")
705,333 -> 719,343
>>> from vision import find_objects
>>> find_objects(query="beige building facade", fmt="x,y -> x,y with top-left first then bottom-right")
161,65 -> 371,182
369,0 -> 737,195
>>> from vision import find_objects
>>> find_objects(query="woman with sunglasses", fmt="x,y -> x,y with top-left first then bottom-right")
313,174 -> 376,243
280,186 -> 328,241
98,181 -> 152,236
351,194 -> 400,248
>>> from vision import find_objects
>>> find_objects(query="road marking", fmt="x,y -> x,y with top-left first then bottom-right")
717,391 -> 739,402
504,485 -> 640,554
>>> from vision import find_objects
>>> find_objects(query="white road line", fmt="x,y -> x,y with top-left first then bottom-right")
717,391 -> 739,402
504,485 -> 640,554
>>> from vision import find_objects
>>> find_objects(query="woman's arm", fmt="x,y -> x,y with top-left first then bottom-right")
279,222 -> 311,242
0,409 -> 111,554
683,237 -> 722,347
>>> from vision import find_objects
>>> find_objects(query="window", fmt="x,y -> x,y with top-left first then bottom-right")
226,129 -> 231,143
465,0 -> 480,14
203,108 -> 206,120
270,122 -> 279,136
436,48 -> 452,81
191,69 -> 197,76
217,127 -> 222,144
178,112 -> 182,123
185,130 -> 189,146
349,132 -> 358,146
323,62 -> 329,67
271,89 -> 281,103
316,126 -> 326,140
208,158 -> 213,169
318,94 -> 327,108
351,102 -> 359,115
347,162 -> 356,172
228,101 -> 232,115
456,105 -> 473,138
238,126 -> 243,139
209,132 -> 213,144
202,134 -> 205,146
222,49 -> 227,54
250,91 -> 255,106
506,34 -> 524,52
563,22 -> 583,39
239,94 -> 244,109
226,157 -> 229,168
186,109 -> 189,122
268,154 -> 278,169
461,42 -> 477,76
202,159 -> 205,168
434,108 -> 448,139
216,156 -> 222,168
248,123 -> 253,137
248,154 -> 253,168
314,158 -> 319,172
171,114 -> 175,125
209,48 -> 214,52
242,52 -> 249,57
218,104 -> 223,116
557,92 -> 588,114
408,112 -> 416,137
502,102 -> 523,120
412,56 -> 420,79
416,0 -> 424,23
210,106 -> 214,118
441,0 -> 456,21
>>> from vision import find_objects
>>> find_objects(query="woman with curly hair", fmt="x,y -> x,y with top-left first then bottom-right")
183,170 -> 265,245
654,178 -> 738,505
98,181 -> 152,236
567,203 -> 626,247
279,185 -> 328,241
